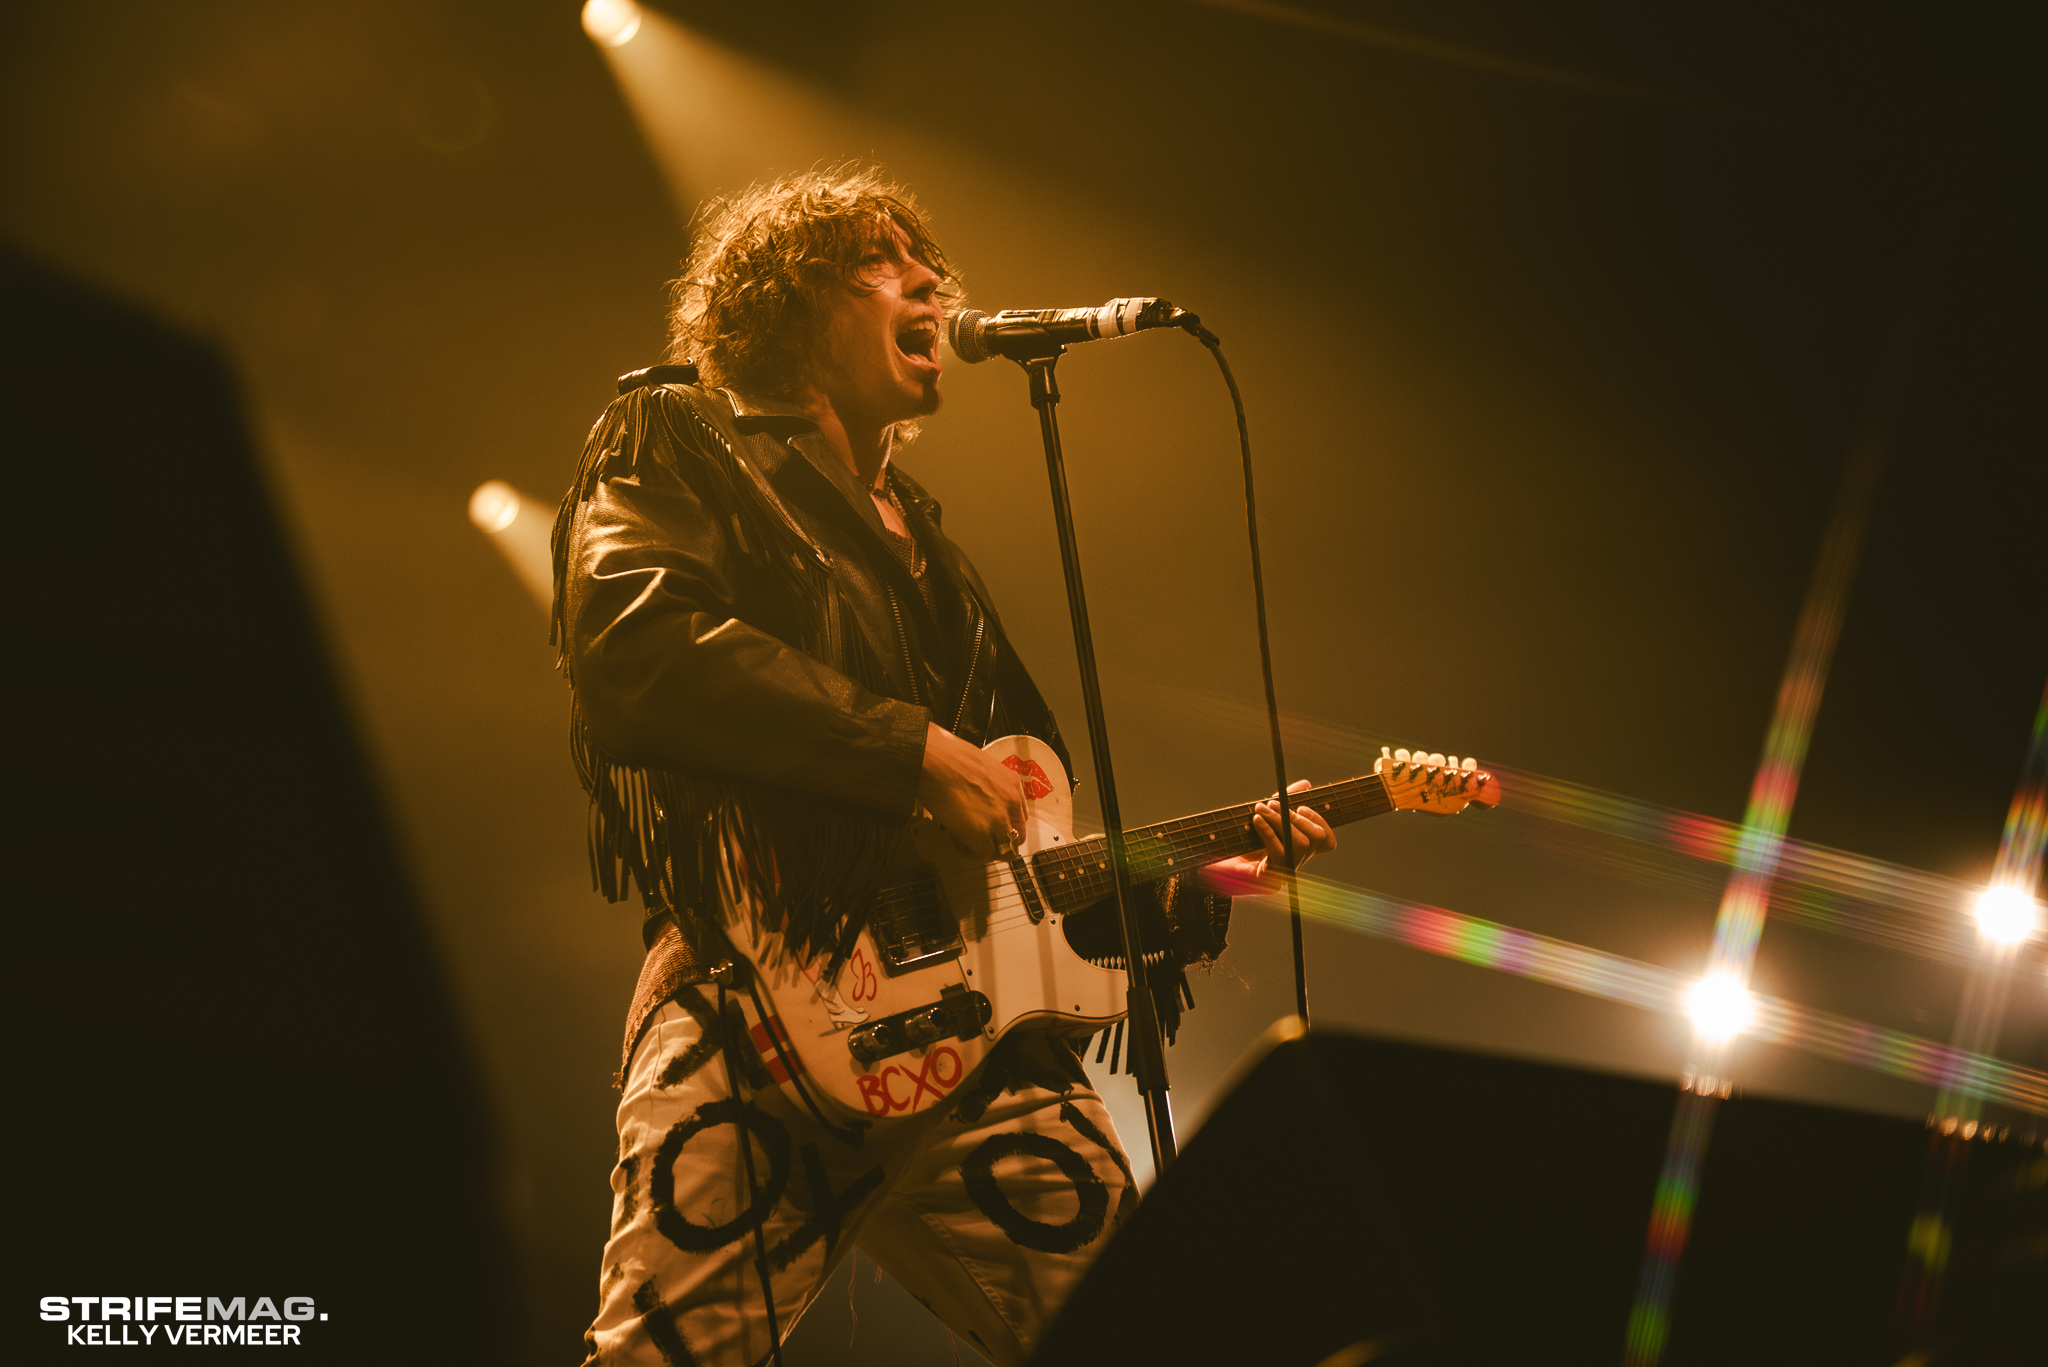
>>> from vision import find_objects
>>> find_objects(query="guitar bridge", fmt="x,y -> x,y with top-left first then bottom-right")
847,984 -> 992,1068
870,869 -> 965,975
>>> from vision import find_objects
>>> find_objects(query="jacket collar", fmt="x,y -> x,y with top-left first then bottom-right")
719,387 -> 904,545
717,388 -> 814,476
700,385 -> 993,707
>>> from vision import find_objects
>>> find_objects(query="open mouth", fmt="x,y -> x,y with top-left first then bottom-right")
895,320 -> 940,368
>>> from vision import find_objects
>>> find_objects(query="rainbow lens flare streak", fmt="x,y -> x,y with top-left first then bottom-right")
1703,611 -> 1851,985
1991,685 -> 2048,897
1493,767 -> 2010,968
1898,687 -> 2044,1338
1624,427 -> 1879,1367
1285,877 -> 2048,1113
1620,1090 -> 1719,1367
1147,680 -> 2015,971
1935,682 -> 2048,1123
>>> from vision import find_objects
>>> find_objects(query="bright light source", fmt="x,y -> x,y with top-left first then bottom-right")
581,0 -> 642,47
1686,972 -> 1755,1044
468,479 -> 521,533
1974,885 -> 2041,949
465,480 -> 554,613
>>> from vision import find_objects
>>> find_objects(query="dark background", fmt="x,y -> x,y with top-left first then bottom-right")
3,1 -> 2041,1362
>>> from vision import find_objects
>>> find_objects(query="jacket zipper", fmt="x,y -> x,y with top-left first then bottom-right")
886,588 -> 921,708
950,611 -> 987,735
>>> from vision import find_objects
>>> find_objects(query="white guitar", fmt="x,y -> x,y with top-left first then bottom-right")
723,737 -> 1499,1128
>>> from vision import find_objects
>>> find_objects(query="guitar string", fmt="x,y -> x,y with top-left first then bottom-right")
1052,787 -> 1389,876
853,769 -> 1468,964
910,805 -> 1317,929
1027,775 -> 1394,883
921,775 -> 1407,924
781,777 -> 1396,1008
1026,774 -> 1405,899
872,771 -> 1440,951
863,767 -> 1484,966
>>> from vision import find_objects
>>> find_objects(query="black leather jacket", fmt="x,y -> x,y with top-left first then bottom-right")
552,373 -> 1068,963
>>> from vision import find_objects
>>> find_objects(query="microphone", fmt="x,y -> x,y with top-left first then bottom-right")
946,298 -> 1190,364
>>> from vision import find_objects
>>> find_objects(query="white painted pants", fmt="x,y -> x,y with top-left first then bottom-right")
581,988 -> 1135,1366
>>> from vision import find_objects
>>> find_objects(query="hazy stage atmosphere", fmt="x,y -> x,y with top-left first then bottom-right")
4,2 -> 2041,1363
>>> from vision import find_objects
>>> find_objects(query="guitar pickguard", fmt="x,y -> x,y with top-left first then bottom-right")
725,735 -> 1124,1126
804,960 -> 868,1028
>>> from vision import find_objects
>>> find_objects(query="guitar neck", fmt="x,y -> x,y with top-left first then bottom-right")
1028,773 -> 1393,916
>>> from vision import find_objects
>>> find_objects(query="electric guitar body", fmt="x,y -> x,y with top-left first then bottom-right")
724,734 -> 1497,1129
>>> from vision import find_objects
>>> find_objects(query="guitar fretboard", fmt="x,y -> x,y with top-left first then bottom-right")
1028,773 -> 1394,915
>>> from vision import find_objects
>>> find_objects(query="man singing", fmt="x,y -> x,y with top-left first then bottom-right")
553,165 -> 1331,1366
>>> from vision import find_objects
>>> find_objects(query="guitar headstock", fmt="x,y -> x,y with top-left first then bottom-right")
1374,746 -> 1502,815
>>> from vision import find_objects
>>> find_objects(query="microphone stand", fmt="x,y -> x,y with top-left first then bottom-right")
1018,350 -> 1178,1177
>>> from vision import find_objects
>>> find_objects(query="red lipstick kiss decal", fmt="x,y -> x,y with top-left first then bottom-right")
1003,755 -> 1054,801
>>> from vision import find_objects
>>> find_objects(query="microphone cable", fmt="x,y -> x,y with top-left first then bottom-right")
1174,313 -> 1311,1024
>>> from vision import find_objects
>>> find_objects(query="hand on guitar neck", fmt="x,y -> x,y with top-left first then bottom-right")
1196,779 -> 1337,897
920,721 -> 1335,884
917,721 -> 1026,859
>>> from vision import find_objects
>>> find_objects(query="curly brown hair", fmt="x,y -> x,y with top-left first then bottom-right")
664,164 -> 960,398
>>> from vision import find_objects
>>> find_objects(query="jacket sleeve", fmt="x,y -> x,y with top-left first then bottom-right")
560,395 -> 929,821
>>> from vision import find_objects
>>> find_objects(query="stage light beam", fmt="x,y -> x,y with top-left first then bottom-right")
581,0 -> 642,49
1974,885 -> 2040,950
468,480 -> 555,614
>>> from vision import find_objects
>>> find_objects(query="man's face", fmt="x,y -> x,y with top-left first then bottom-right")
810,224 -> 945,431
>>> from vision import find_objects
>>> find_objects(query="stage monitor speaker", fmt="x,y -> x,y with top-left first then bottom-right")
1030,1023 -> 2044,1367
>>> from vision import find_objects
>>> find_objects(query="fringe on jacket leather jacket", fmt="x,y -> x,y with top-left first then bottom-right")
551,368 -> 1227,1042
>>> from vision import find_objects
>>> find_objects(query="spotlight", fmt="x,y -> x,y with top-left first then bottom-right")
1974,885 -> 2041,949
581,0 -> 642,48
1686,972 -> 1755,1044
467,479 -> 521,533
468,480 -> 554,613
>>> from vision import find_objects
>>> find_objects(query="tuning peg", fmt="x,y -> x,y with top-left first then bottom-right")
1428,752 -> 1446,768
1394,748 -> 1411,763
1447,755 -> 1461,770
1462,757 -> 1478,772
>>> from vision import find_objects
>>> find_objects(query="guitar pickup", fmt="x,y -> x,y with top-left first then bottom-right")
870,869 -> 965,975
847,984 -> 992,1069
